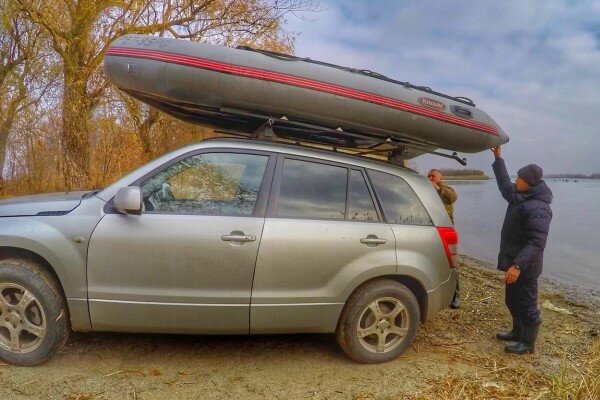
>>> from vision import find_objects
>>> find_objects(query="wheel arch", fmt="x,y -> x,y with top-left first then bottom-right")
342,274 -> 428,323
0,247 -> 67,303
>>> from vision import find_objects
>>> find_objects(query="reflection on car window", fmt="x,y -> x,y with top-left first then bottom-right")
368,170 -> 433,226
141,153 -> 268,215
277,159 -> 347,219
347,170 -> 379,222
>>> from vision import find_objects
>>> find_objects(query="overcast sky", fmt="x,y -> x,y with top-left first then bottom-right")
286,0 -> 600,175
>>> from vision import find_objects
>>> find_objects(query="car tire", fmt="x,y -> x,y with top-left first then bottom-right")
336,279 -> 420,363
0,259 -> 70,366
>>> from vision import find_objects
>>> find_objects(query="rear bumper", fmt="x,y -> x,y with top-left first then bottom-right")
425,269 -> 457,321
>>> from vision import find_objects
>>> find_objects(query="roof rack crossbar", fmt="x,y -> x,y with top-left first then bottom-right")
216,107 -> 467,165
219,107 -> 437,148
252,118 -> 277,140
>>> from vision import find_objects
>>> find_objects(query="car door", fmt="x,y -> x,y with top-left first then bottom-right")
251,156 -> 397,333
366,170 -> 450,289
87,150 -> 275,334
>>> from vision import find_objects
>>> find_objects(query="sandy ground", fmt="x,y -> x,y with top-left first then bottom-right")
1,256 -> 598,400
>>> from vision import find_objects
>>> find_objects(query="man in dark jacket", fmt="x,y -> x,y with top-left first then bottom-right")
491,146 -> 553,355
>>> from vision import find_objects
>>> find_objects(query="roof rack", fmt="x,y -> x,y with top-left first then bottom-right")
125,89 -> 468,166
215,108 -> 468,166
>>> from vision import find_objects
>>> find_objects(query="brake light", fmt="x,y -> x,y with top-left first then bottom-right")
437,227 -> 458,268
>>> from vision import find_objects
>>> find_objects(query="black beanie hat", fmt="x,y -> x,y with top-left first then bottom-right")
517,164 -> 543,186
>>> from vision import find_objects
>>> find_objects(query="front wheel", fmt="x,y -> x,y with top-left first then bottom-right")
0,260 -> 70,366
336,279 -> 420,363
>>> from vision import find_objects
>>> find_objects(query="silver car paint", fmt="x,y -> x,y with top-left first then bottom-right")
0,196 -> 107,331
87,214 -> 264,333
0,138 -> 456,334
0,191 -> 91,217
113,187 -> 144,214
251,218 -> 396,333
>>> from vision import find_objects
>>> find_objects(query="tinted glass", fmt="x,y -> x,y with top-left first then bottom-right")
368,170 -> 433,226
347,170 -> 379,222
141,153 -> 268,215
277,159 -> 347,219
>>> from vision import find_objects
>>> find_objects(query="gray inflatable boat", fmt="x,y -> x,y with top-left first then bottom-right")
105,35 -> 508,160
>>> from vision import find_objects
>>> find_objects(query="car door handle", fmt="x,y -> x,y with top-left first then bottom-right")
360,236 -> 386,247
221,234 -> 256,243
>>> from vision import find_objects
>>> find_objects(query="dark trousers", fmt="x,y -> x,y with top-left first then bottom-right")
505,275 -> 541,326
453,276 -> 460,298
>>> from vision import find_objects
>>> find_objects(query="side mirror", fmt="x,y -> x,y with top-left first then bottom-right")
114,187 -> 144,215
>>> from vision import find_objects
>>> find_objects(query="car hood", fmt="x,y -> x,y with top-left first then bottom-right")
0,191 -> 93,217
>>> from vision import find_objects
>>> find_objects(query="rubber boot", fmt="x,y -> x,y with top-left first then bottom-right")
505,324 -> 540,355
450,290 -> 460,309
450,280 -> 460,309
496,318 -> 522,341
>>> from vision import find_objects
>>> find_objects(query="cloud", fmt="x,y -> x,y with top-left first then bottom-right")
287,0 -> 600,174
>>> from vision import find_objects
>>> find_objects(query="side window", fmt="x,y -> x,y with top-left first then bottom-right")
347,170 -> 379,222
141,152 -> 268,215
277,158 -> 347,219
367,170 -> 433,226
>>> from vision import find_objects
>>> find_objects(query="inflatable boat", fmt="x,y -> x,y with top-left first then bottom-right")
105,35 -> 509,160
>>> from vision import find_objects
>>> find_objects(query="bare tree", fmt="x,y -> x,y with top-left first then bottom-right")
0,1 -> 48,193
15,0 -> 318,190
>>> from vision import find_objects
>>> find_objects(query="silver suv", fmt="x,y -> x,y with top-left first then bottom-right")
0,138 -> 457,365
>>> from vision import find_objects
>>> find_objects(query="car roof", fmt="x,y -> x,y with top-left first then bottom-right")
198,137 -> 418,175
98,136 -> 424,203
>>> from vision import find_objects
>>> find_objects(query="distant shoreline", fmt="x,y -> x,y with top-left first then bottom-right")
445,175 -> 491,181
546,174 -> 600,179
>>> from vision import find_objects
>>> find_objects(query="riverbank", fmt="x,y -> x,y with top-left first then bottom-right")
0,256 -> 598,399
445,176 -> 491,181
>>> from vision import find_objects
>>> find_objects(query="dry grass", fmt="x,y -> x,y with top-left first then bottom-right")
410,259 -> 599,400
549,339 -> 600,399
411,338 -> 551,399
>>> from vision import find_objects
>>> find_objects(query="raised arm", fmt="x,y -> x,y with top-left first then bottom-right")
491,146 -> 515,202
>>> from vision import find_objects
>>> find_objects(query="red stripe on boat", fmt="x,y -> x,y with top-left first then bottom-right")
106,47 -> 499,136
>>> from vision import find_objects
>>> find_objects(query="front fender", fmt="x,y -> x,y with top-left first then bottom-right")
0,196 -> 106,299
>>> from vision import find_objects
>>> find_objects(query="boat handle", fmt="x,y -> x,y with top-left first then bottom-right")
450,105 -> 473,119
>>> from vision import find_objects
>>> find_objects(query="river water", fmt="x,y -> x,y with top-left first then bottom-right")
450,179 -> 600,291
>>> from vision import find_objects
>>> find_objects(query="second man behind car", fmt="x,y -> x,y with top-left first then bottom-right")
428,169 -> 460,309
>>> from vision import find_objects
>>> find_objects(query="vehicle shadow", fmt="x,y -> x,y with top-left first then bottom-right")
63,331 -> 349,366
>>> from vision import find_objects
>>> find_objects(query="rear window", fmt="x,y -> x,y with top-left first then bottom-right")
367,170 -> 433,226
347,170 -> 379,222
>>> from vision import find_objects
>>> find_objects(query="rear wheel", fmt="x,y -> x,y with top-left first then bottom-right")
336,279 -> 420,363
0,260 -> 69,366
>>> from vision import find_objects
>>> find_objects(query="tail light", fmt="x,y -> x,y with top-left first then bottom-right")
437,227 -> 458,268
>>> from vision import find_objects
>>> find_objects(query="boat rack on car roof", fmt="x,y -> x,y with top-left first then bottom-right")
212,107 -> 468,166
123,91 -> 468,166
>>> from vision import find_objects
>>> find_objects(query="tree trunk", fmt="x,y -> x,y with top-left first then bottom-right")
137,107 -> 159,161
0,131 -> 7,196
61,68 -> 92,190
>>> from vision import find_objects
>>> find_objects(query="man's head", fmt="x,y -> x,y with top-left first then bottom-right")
428,169 -> 443,185
516,164 -> 543,192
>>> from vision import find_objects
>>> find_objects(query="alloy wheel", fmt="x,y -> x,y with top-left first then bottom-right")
356,296 -> 410,353
0,283 -> 46,353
